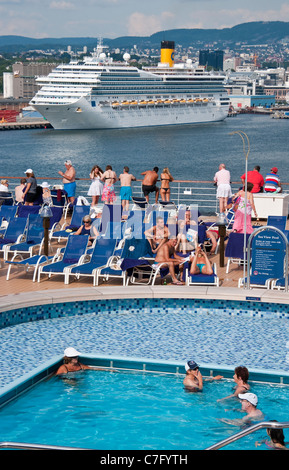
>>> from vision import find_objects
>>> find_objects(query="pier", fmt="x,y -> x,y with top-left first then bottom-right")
0,120 -> 52,130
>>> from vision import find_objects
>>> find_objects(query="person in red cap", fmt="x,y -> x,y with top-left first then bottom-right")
264,167 -> 282,193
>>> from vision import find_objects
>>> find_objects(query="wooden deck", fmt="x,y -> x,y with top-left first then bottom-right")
0,214 -> 262,297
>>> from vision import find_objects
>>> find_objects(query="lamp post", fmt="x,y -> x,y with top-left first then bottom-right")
40,205 -> 53,256
229,131 -> 250,288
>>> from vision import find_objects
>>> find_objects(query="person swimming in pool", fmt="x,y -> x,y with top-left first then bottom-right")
56,347 -> 103,375
220,392 -> 264,427
189,245 -> 213,275
217,366 -> 250,402
183,360 -> 223,392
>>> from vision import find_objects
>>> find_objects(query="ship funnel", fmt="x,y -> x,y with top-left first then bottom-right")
160,41 -> 175,67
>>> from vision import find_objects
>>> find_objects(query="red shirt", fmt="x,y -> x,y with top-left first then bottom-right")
241,170 -> 264,193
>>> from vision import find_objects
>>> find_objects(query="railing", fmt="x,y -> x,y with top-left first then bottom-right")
0,177 -> 252,215
205,420 -> 289,450
0,441 -> 88,450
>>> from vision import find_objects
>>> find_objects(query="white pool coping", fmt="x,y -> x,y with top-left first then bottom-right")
1,285 -> 289,313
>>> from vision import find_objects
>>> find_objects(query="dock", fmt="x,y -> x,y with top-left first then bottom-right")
0,120 -> 52,130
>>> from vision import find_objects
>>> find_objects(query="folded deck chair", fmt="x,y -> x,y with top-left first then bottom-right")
37,234 -> 89,282
0,217 -> 27,259
225,232 -> 250,274
66,237 -> 118,285
50,205 -> 90,241
5,216 -> 45,261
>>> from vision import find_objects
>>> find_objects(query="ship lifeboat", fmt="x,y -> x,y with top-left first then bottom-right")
130,100 -> 138,106
121,100 -> 130,107
139,100 -> 148,107
156,99 -> 164,105
179,99 -> 186,104
111,101 -> 120,108
187,99 -> 194,104
202,98 -> 209,104
172,99 -> 180,105
147,100 -> 155,106
195,99 -> 202,104
164,100 -> 171,105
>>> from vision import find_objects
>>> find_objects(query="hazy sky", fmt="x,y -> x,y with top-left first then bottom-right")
1,0 -> 289,39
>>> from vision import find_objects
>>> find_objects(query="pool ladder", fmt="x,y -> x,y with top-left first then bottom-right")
1,420 -> 289,450
205,420 -> 289,450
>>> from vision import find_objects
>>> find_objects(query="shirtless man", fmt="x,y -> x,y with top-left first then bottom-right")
144,216 -> 170,253
154,237 -> 184,285
220,393 -> 264,427
183,360 -> 223,392
58,160 -> 76,203
141,167 -> 159,203
119,166 -> 136,212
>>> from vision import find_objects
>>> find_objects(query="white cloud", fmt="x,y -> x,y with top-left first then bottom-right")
49,1 -> 75,10
127,11 -> 175,36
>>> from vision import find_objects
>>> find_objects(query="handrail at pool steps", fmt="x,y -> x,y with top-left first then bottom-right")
205,420 -> 289,450
5,175 -> 289,215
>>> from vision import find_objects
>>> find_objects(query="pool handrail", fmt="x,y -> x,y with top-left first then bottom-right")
0,441 -> 89,450
205,420 -> 289,450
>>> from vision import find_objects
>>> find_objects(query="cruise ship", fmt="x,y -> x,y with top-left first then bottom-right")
30,41 -> 230,130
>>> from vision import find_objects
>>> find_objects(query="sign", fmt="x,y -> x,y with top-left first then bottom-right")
251,229 -> 286,280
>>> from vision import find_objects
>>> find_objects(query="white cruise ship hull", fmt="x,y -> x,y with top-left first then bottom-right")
35,97 -> 229,130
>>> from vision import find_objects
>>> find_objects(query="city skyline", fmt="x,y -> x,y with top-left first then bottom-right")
0,0 -> 289,40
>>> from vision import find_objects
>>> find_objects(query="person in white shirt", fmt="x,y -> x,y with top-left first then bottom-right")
214,163 -> 232,214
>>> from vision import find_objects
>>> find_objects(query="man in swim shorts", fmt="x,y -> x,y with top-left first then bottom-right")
141,166 -> 159,203
154,237 -> 185,285
58,160 -> 76,203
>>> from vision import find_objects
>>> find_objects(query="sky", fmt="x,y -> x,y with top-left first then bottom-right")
0,0 -> 289,39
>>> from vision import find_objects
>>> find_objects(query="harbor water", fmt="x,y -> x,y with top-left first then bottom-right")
0,113 -> 288,185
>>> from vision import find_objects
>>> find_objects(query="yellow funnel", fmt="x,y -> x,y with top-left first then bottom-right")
160,41 -> 175,67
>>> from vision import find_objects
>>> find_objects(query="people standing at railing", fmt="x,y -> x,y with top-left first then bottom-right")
141,166 -> 159,204
214,163 -> 232,214
101,165 -> 118,204
23,169 -> 38,206
58,160 -> 76,204
160,167 -> 174,202
87,165 -> 103,208
232,182 -> 258,234
14,178 -> 27,203
118,166 -> 136,212
241,165 -> 264,193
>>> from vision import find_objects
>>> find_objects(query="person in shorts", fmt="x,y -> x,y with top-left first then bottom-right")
23,169 -> 38,206
141,166 -> 159,203
58,160 -> 76,203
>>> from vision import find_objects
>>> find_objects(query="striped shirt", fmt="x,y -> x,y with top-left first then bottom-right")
264,172 -> 280,192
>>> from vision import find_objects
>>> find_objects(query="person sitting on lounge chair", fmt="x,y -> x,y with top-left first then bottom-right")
154,237 -> 185,285
189,245 -> 213,275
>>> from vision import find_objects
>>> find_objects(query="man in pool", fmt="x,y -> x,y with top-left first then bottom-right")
220,392 -> 264,427
183,360 -> 223,392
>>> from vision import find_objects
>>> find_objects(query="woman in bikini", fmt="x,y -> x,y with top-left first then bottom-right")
189,245 -> 213,275
217,366 -> 250,402
56,347 -> 105,375
160,167 -> 174,202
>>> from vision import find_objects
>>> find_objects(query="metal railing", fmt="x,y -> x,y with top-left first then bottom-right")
0,441 -> 89,450
205,420 -> 289,450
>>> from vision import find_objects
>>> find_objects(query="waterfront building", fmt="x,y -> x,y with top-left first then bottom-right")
6,63 -> 57,100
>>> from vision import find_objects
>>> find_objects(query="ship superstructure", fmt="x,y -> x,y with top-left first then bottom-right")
30,41 -> 230,130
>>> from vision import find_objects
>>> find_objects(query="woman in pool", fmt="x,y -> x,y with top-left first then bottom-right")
189,245 -> 213,275
56,347 -> 90,375
217,366 -> 250,402
256,421 -> 288,450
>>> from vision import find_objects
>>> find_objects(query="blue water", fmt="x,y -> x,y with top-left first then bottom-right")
0,369 -> 288,450
1,114 -> 289,182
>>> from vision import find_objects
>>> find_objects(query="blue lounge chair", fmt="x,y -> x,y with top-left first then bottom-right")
5,215 -> 45,260
0,191 -> 14,206
66,237 -> 118,285
186,263 -> 219,287
0,205 -> 18,235
271,277 -> 289,291
225,232 -> 250,274
6,254 -> 54,282
37,234 -> 89,283
17,205 -> 41,218
267,216 -> 287,231
0,217 -> 27,259
50,205 -> 90,242
238,274 -> 272,289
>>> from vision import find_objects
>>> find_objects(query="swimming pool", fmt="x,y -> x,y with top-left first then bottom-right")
1,366 -> 289,450
1,296 -> 289,390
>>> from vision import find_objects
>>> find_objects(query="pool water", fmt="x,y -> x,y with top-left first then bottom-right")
1,370 -> 289,450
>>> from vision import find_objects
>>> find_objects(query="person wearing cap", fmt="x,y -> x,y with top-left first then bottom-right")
220,392 -> 264,427
183,360 -> 223,391
56,347 -> 105,375
41,182 -> 52,205
264,167 -> 282,193
23,169 -> 38,206
58,160 -> 76,203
